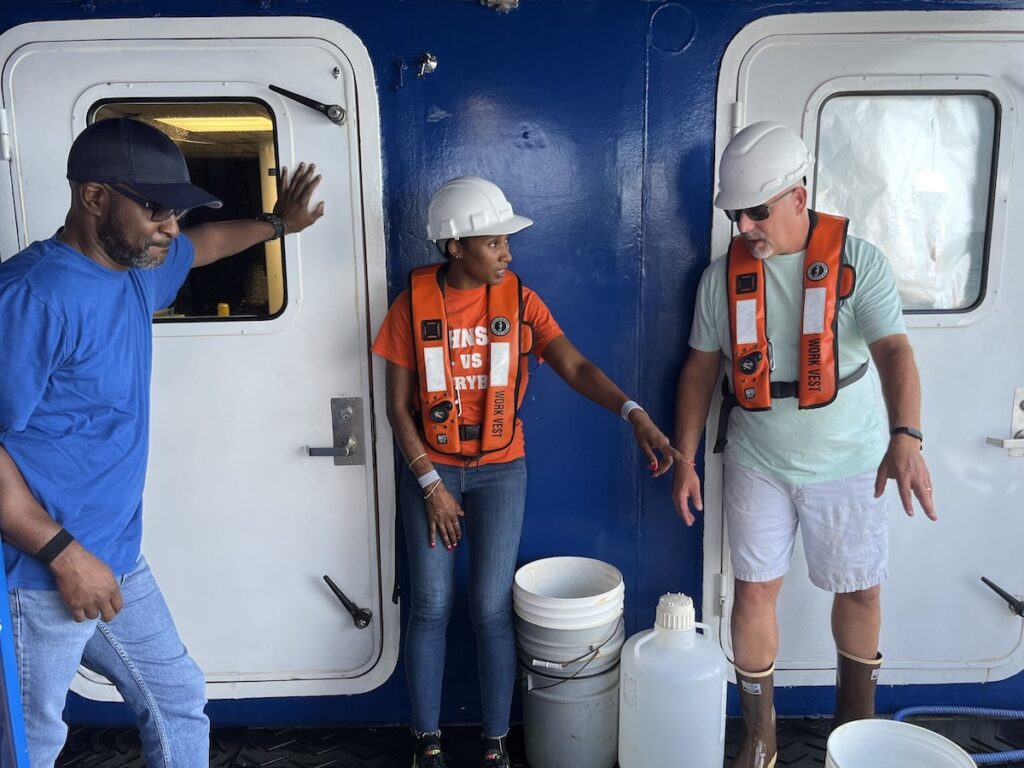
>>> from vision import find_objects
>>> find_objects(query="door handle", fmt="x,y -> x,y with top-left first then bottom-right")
987,388 -> 1024,457
307,437 -> 357,457
985,436 -> 1024,449
305,398 -> 364,466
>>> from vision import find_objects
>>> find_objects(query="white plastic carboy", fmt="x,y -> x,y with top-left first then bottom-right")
618,593 -> 729,767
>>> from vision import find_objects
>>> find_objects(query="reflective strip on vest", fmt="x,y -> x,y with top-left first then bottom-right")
409,263 -> 524,456
726,211 -> 853,410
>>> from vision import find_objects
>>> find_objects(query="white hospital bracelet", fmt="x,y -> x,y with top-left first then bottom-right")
620,400 -> 644,421
417,469 -> 441,489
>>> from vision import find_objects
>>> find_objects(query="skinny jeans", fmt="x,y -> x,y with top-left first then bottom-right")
400,458 -> 527,739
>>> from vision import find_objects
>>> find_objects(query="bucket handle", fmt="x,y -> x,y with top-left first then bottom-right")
633,621 -> 715,658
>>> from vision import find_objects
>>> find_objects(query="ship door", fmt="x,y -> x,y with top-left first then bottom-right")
0,18 -> 396,699
708,11 -> 1024,686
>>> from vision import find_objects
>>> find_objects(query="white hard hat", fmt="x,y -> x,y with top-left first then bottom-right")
426,176 -> 533,241
714,121 -> 813,211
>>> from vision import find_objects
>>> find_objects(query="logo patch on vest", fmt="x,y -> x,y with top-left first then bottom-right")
421,319 -> 443,341
806,261 -> 829,281
736,273 -> 758,294
490,316 -> 512,337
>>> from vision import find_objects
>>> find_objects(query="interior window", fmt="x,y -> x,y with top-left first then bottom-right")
92,102 -> 283,322
815,93 -> 997,312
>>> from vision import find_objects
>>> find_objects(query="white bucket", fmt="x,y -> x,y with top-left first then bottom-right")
513,556 -> 624,630
514,557 -> 625,768
826,720 -> 975,768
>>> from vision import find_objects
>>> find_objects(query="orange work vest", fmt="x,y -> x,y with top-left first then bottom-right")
726,211 -> 857,411
409,264 -> 533,457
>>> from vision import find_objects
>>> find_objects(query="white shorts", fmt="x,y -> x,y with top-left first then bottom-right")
723,462 -> 889,593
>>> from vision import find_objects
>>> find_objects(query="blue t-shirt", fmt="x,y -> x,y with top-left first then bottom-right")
0,235 -> 194,589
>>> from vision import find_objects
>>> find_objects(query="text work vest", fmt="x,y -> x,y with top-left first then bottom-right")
409,264 -> 533,457
726,211 -> 857,411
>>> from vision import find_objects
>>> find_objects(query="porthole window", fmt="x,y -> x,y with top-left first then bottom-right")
815,93 -> 997,312
92,101 -> 283,322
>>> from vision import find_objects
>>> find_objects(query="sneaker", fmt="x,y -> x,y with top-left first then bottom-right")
480,736 -> 510,768
412,734 -> 447,768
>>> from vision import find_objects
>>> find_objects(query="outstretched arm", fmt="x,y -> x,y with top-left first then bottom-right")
187,162 -> 325,268
541,335 -> 682,476
0,446 -> 122,621
869,333 -> 936,520
670,348 -> 722,526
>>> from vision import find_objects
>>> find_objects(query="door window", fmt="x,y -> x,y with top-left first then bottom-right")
93,102 -> 284,322
815,93 -> 997,312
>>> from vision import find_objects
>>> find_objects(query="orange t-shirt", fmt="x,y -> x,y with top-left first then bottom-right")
371,278 -> 564,466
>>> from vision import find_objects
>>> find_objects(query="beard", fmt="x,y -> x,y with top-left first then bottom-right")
741,234 -> 775,260
98,206 -> 172,269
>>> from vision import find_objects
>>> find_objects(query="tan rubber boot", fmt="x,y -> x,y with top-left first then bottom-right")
832,649 -> 883,730
733,665 -> 777,768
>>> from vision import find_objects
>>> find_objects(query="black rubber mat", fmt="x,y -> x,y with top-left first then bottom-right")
55,717 -> 1024,767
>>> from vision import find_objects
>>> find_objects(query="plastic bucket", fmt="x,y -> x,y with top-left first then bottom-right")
521,665 -> 620,768
826,720 -> 975,768
514,557 -> 625,768
513,556 -> 624,630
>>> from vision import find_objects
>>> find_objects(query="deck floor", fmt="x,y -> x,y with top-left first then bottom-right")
55,717 -> 1024,767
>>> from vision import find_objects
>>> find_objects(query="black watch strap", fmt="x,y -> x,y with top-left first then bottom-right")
257,213 -> 285,240
891,425 -> 923,443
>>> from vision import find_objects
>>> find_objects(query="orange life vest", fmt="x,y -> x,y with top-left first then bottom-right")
409,264 -> 533,457
726,211 -> 857,411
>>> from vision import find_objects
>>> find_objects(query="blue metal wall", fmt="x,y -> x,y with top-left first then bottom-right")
0,0 -> 1021,728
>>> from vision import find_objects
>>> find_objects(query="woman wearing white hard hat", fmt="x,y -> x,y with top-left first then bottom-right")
372,176 -> 681,768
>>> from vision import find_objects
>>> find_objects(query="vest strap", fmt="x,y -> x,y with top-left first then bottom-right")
713,361 -> 869,454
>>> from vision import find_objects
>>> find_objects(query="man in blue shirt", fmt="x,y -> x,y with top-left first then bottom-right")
0,118 -> 324,767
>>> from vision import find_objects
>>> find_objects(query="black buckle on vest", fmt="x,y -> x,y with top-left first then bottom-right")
459,424 -> 482,440
769,381 -> 798,399
714,362 -> 869,454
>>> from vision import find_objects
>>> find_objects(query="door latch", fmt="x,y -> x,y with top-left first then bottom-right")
323,574 -> 372,629
985,388 -> 1024,457
269,84 -> 346,125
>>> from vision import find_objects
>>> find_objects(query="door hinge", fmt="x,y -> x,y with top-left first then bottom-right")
729,101 -> 744,137
0,108 -> 10,162
715,571 -> 729,616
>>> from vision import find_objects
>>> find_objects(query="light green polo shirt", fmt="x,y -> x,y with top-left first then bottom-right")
689,232 -> 906,484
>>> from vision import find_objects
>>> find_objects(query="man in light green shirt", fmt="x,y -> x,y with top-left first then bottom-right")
672,121 -> 935,768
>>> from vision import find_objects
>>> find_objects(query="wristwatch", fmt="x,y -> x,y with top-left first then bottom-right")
256,213 -> 285,241
890,425 -> 923,444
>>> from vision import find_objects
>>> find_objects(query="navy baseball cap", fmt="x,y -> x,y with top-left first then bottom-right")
67,117 -> 222,210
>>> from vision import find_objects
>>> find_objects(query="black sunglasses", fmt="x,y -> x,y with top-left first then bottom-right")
107,183 -> 191,223
725,188 -> 795,224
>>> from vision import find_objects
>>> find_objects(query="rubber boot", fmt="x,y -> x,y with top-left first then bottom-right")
733,665 -> 777,768
832,649 -> 883,730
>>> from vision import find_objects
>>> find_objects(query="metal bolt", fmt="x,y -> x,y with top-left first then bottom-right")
332,67 -> 341,79
418,53 -> 438,78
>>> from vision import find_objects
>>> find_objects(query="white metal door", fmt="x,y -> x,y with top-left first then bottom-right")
0,18 -> 396,698
709,11 -> 1024,686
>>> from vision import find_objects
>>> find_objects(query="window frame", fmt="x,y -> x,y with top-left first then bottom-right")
90,97 -> 286,325
801,73 -> 1015,328
812,88 -> 1000,315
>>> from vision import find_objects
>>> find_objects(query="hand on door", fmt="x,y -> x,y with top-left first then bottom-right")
275,162 -> 325,234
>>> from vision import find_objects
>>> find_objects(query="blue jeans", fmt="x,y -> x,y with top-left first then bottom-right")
400,458 -> 527,739
9,556 -> 208,768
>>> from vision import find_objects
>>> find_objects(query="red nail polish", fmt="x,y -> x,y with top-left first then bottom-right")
650,461 -> 658,471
